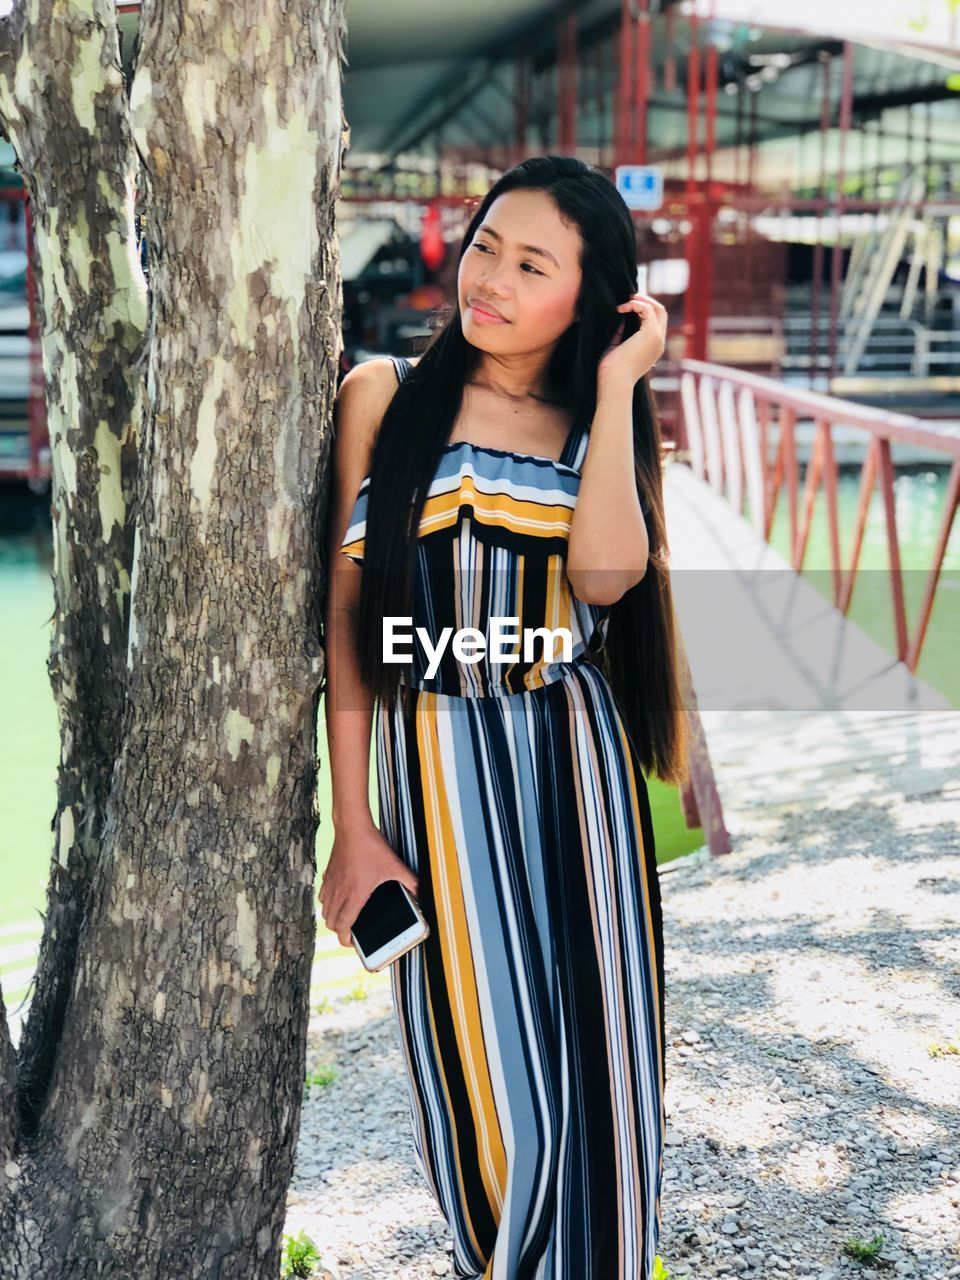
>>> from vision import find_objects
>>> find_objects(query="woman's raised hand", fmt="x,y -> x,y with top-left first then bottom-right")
597,291 -> 668,387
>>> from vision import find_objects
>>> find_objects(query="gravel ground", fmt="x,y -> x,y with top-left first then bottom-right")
284,780 -> 960,1280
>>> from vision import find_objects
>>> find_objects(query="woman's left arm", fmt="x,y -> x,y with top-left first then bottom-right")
566,293 -> 668,607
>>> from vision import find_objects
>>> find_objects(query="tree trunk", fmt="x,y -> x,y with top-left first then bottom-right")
0,0 -> 148,1148
0,0 -> 346,1274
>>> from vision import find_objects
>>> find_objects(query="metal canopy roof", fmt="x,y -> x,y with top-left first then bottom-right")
337,0 -> 960,165
339,0 -> 572,161
105,2 -> 960,172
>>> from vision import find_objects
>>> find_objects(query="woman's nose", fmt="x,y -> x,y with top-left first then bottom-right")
479,274 -> 507,294
477,263 -> 507,291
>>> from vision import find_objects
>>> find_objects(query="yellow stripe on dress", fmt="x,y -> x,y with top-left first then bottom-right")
417,693 -> 508,1227
420,478 -> 574,541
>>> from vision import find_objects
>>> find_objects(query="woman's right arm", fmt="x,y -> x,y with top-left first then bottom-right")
320,359 -> 420,946
324,361 -> 388,833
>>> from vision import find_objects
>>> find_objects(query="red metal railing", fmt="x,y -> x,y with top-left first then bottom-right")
679,359 -> 960,672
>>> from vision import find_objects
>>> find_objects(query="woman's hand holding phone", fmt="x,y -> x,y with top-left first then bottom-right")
318,820 -> 420,948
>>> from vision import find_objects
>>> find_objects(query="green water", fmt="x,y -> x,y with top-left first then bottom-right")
763,463 -> 960,707
0,491 -> 701,951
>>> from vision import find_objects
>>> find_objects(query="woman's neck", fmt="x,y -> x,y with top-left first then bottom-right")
467,356 -> 560,406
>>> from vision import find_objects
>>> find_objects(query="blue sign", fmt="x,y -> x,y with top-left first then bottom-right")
615,165 -> 664,211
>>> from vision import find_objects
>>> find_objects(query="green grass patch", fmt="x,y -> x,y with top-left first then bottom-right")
279,1229 -> 321,1278
841,1231 -> 885,1262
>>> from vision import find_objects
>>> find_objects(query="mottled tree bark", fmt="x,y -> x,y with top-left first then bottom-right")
0,0 -> 346,1274
0,0 -> 148,1153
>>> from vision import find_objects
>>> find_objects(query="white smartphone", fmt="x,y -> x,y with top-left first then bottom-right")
350,879 -> 430,972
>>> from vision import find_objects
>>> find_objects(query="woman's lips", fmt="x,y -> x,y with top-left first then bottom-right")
467,302 -> 508,324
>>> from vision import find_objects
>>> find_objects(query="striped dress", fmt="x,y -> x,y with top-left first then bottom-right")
339,354 -> 666,1280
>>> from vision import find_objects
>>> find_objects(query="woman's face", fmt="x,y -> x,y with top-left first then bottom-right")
457,189 -> 583,352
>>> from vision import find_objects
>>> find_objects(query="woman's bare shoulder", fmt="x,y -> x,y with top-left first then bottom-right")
340,356 -> 399,392
339,353 -> 419,396
333,359 -> 400,463
331,356 -> 420,515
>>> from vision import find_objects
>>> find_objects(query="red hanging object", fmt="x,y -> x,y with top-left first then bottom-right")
420,203 -> 445,272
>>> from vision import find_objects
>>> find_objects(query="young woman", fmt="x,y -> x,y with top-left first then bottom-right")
320,154 -> 688,1280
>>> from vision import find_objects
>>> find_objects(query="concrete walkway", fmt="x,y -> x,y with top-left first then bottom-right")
663,461 -> 951,715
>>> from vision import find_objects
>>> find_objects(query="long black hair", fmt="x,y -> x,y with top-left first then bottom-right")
324,154 -> 688,785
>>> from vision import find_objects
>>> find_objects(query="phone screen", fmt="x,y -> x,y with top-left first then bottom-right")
350,880 -> 419,955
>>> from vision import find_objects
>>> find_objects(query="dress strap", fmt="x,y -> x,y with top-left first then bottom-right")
561,418 -> 589,471
389,355 -> 414,385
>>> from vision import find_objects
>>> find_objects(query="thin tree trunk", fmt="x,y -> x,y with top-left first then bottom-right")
0,0 -> 346,1273
0,0 -> 147,1150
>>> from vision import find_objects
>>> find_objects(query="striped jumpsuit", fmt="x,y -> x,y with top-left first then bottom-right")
339,355 -> 666,1280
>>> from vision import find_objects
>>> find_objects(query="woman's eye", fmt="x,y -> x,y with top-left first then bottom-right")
474,244 -> 542,275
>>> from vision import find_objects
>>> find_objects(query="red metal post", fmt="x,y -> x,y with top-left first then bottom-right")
704,30 -> 717,184
663,5 -> 677,94
686,10 -> 700,189
617,0 -> 632,169
701,2 -> 717,361
557,10 -> 577,153
568,11 -> 578,153
635,0 -> 651,166
684,9 -> 710,361
877,439 -> 909,661
685,14 -> 697,352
